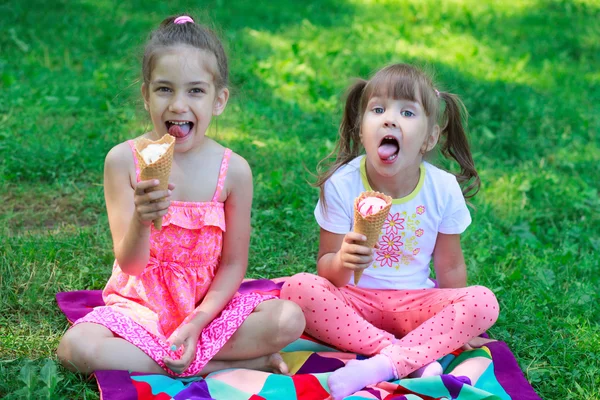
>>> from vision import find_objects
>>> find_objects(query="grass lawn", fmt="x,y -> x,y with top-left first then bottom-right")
1,0 -> 599,398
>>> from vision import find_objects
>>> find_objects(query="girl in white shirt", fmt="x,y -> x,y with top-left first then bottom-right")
280,63 -> 499,400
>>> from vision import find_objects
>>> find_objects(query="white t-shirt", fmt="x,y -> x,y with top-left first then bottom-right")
315,156 -> 471,290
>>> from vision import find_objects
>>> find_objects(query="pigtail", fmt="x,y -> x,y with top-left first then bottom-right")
314,79 -> 367,210
438,91 -> 480,199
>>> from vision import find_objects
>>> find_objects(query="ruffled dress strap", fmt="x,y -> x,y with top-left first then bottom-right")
127,140 -> 141,182
212,148 -> 232,202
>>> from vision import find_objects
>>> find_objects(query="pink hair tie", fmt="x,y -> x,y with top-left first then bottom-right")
174,16 -> 194,24
434,89 -> 440,98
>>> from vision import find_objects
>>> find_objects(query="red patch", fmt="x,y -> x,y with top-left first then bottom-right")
384,384 -> 437,400
292,374 -> 330,400
132,379 -> 172,399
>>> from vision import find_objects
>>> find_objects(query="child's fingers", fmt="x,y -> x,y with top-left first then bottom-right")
340,252 -> 373,269
136,197 -> 171,214
136,200 -> 171,221
345,232 -> 367,243
134,181 -> 172,203
136,190 -> 171,205
168,334 -> 185,353
180,338 -> 195,366
143,197 -> 171,212
135,179 -> 160,194
163,346 -> 193,374
163,356 -> 187,374
164,339 -> 188,373
349,243 -> 374,255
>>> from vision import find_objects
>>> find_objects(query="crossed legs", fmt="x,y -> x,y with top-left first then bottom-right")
57,299 -> 305,376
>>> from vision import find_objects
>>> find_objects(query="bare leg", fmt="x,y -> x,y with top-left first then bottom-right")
199,353 -> 288,375
212,299 -> 306,362
57,300 -> 305,376
57,322 -> 165,375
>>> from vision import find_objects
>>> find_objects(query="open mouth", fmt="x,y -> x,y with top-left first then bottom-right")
378,136 -> 399,161
166,121 -> 194,138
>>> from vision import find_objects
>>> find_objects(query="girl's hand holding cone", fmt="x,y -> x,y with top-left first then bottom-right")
352,191 -> 392,284
133,134 -> 176,229
337,231 -> 376,276
133,180 -> 175,228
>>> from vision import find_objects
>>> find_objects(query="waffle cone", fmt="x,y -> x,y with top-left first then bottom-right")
133,134 -> 176,230
353,191 -> 392,284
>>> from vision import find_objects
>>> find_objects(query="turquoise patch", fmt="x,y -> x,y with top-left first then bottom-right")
205,378 -> 252,399
257,374 -> 297,399
282,338 -> 337,352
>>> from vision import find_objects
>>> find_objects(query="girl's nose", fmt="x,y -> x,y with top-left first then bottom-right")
169,94 -> 188,113
384,120 -> 398,128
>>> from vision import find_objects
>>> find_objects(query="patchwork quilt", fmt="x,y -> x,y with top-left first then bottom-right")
56,279 -> 541,400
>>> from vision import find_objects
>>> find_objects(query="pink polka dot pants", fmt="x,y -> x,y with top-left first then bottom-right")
280,273 -> 499,378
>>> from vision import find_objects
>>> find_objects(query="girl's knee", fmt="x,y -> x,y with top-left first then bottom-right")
56,332 -> 72,364
271,300 -> 306,347
280,273 -> 329,301
282,300 -> 307,338
465,285 -> 500,328
57,328 -> 91,372
57,323 -> 111,374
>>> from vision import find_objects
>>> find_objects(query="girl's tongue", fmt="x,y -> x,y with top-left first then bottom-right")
168,123 -> 191,138
377,142 -> 399,160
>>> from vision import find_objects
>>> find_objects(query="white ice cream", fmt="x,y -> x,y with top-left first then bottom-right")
140,143 -> 170,164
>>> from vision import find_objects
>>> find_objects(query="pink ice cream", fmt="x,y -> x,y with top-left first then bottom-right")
358,196 -> 388,217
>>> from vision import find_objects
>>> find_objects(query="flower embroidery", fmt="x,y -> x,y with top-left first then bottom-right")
379,234 -> 403,252
401,254 -> 413,265
415,228 -> 424,237
383,213 -> 405,235
375,250 -> 400,268
406,216 -> 420,231
413,248 -> 420,256
416,205 -> 425,215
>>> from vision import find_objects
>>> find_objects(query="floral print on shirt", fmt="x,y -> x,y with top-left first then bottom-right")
373,205 -> 424,270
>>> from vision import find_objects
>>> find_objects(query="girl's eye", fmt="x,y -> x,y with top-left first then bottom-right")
157,87 -> 171,93
373,107 -> 384,114
401,110 -> 414,117
190,88 -> 206,94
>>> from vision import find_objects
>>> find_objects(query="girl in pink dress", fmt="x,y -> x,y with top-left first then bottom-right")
57,14 -> 305,377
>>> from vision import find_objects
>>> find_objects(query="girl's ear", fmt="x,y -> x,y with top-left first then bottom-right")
141,84 -> 150,111
422,124 -> 440,153
213,88 -> 230,116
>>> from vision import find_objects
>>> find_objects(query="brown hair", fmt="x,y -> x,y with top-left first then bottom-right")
142,14 -> 228,90
315,63 -> 480,206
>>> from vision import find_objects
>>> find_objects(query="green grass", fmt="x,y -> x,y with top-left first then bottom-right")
1,0 -> 599,398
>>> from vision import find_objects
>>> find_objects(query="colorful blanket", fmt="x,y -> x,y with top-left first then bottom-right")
56,279 -> 541,400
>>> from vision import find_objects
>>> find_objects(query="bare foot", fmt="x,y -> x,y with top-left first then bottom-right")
461,337 -> 495,351
227,353 -> 290,375
267,353 -> 289,375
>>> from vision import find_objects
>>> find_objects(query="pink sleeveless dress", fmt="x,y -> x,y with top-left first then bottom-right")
74,141 -> 275,376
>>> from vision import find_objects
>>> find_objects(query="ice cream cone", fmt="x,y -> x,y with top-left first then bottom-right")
133,134 -> 176,230
353,191 -> 392,284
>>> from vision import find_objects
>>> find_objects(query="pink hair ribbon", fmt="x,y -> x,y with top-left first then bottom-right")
174,16 -> 194,24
